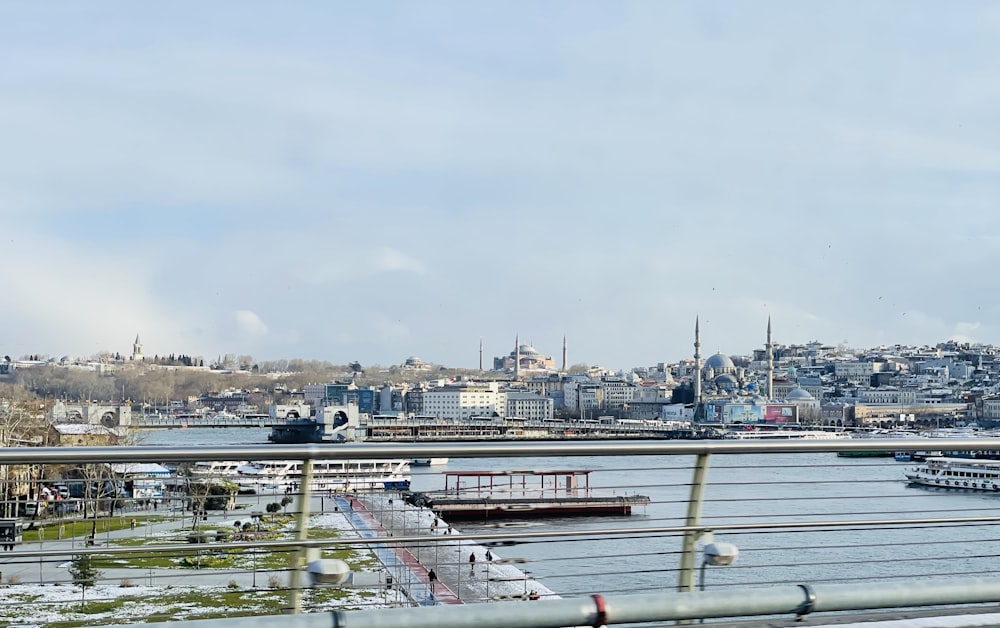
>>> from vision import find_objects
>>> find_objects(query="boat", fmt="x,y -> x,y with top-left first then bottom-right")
839,430 -> 925,459
189,460 -> 248,482
235,459 -> 411,494
406,470 -> 650,520
905,457 -> 1000,492
723,429 -> 851,440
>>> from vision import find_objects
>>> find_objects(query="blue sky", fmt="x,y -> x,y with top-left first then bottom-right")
2,2 -> 999,369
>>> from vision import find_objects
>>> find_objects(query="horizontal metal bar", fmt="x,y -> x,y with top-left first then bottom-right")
13,512 -> 1000,562
106,576 -> 1000,628
1,438 -> 998,465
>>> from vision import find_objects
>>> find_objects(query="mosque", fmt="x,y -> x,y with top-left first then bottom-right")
691,318 -> 816,424
491,336 -> 564,376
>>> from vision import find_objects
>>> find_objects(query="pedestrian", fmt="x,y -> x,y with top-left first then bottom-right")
427,569 -> 437,591
130,518 -> 136,530
469,552 -> 476,566
485,549 -> 493,562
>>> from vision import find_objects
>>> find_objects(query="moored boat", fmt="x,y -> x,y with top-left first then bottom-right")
235,459 -> 411,494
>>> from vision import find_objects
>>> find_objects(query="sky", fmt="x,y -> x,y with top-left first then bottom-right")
2,2 -> 1000,370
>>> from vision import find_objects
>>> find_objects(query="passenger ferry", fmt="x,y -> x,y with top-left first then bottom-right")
905,457 -> 1000,492
235,459 -> 411,494
190,460 -> 247,480
723,429 -> 851,440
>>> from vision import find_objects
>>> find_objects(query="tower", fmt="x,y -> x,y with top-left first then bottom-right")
693,318 -> 702,406
479,339 -> 484,371
562,335 -> 568,372
132,333 -> 143,362
766,317 -> 774,401
514,335 -> 521,380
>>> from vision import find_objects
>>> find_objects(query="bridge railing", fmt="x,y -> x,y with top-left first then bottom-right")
2,439 -> 1000,626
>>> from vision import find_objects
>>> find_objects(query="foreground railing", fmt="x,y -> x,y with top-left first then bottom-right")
2,438 -> 1000,626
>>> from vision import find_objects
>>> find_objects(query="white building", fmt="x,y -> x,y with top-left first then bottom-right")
505,392 -> 554,421
420,382 -> 506,420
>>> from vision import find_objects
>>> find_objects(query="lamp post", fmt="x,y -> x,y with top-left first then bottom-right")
699,539 -> 739,591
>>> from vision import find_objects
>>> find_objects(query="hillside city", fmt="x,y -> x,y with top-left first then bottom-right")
3,328 -> 1000,441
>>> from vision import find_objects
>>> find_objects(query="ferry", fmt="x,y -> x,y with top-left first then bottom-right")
235,459 -> 411,494
190,460 -> 247,480
905,457 -> 1000,492
723,429 -> 851,440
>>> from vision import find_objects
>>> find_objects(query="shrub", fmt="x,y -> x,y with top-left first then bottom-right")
227,580 -> 240,589
267,575 -> 282,589
119,578 -> 134,587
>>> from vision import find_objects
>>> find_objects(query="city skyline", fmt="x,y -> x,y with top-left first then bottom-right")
2,3 -> 999,369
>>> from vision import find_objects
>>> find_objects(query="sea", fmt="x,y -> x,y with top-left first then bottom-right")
138,427 -> 1000,599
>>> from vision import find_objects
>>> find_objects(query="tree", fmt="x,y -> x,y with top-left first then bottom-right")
266,502 -> 281,521
68,554 -> 101,610
280,495 -> 293,513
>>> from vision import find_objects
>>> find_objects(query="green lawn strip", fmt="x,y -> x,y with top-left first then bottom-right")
23,516 -> 173,542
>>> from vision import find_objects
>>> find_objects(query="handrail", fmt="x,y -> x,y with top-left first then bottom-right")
115,577 -> 1000,627
1,438 -> 998,464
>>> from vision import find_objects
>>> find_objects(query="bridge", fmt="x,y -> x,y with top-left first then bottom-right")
3,439 -> 1000,626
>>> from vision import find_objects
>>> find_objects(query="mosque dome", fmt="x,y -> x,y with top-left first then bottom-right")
704,352 -> 735,372
786,386 -> 814,401
517,344 -> 540,356
714,374 -> 739,389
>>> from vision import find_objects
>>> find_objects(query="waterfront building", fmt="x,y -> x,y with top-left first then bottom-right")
505,391 -> 555,421
420,381 -> 506,420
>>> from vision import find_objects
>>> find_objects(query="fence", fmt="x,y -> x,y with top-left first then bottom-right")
2,439 -> 1000,626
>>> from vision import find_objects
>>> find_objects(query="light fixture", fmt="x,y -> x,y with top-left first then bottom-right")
700,532 -> 739,592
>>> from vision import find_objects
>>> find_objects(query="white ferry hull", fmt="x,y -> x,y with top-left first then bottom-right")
905,456 -> 1000,492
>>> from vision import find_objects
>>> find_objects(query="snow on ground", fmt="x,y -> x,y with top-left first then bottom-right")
0,583 -> 393,628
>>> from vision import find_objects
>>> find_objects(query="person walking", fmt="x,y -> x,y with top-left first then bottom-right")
469,551 -> 476,576
485,549 -> 493,562
427,569 -> 437,592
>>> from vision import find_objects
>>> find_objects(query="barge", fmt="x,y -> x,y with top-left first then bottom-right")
406,470 -> 650,520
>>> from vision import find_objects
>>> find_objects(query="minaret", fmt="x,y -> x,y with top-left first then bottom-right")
479,339 -> 484,371
562,335 -> 568,372
132,333 -> 143,362
766,317 -> 774,401
693,318 -> 702,406
515,336 -> 522,379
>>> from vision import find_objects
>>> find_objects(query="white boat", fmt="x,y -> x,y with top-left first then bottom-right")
723,429 -> 851,440
905,457 -> 1000,492
190,460 -> 247,479
235,459 -> 411,494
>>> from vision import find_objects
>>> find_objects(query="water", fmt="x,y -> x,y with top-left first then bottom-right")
138,428 -> 1000,598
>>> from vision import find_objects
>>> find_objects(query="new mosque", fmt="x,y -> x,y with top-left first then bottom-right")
692,318 -> 818,425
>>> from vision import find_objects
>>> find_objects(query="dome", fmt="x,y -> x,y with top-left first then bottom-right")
786,386 -> 814,400
517,344 -> 540,356
704,352 -> 735,372
714,374 -> 739,388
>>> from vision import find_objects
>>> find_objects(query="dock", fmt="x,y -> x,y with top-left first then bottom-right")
409,470 -> 650,520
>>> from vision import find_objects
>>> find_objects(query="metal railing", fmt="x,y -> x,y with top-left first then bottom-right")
2,438 -> 1000,626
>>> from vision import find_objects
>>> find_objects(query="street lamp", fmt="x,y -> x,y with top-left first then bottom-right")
700,534 -> 739,591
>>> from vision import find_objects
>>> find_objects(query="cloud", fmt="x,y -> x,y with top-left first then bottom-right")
374,248 -> 426,275
233,310 -> 268,338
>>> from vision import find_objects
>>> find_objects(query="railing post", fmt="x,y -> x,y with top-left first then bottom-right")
287,458 -> 314,614
678,452 -> 710,593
